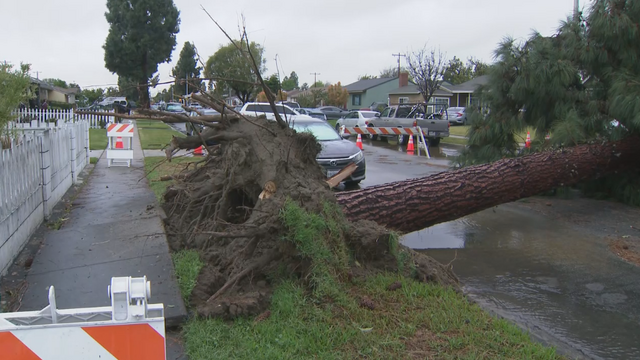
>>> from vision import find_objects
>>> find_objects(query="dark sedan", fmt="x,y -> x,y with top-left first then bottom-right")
317,106 -> 350,120
291,119 -> 365,185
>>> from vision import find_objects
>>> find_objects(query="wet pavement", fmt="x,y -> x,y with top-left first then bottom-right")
357,138 -> 640,359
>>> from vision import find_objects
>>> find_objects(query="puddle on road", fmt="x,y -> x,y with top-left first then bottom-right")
402,205 -> 640,360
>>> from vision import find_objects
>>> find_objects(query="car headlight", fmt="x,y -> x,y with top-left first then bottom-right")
350,150 -> 364,162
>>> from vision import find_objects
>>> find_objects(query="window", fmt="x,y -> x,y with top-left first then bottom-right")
398,97 -> 410,104
291,122 -> 341,141
380,108 -> 391,117
352,94 -> 361,106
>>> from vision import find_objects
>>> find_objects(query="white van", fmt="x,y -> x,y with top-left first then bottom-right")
98,97 -> 128,108
240,102 -> 313,121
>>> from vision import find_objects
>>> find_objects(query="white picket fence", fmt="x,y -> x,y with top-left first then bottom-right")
0,121 -> 89,276
13,108 -> 115,129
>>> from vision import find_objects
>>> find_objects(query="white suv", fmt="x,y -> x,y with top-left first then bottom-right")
239,102 -> 314,121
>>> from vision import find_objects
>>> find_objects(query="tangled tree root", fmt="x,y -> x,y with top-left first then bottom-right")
162,116 -> 458,319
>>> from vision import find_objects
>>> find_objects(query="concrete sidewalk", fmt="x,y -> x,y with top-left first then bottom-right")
15,124 -> 187,356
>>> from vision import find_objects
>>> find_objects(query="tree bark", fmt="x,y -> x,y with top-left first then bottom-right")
336,137 -> 640,233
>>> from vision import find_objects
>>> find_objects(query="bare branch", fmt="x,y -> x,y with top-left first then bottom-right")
406,46 -> 447,106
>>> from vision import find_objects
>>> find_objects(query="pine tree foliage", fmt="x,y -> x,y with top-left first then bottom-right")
455,0 -> 640,203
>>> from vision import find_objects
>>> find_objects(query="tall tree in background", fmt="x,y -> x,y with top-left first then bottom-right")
103,0 -> 180,108
358,74 -> 377,80
205,40 -> 265,105
406,46 -> 447,104
326,82 -> 348,107
172,41 -> 202,96
443,57 -> 490,84
117,76 -> 140,102
281,71 -> 299,91
265,74 -> 281,95
43,78 -> 69,89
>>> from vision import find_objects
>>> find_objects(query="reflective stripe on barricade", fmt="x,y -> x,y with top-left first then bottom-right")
0,276 -> 165,360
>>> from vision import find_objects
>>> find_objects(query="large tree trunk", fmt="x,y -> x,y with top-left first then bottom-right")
336,137 -> 640,233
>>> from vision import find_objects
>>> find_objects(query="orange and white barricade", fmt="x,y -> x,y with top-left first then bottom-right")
106,123 -> 135,167
340,126 -> 430,159
0,276 -> 166,360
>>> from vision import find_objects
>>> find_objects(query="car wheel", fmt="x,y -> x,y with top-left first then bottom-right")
428,138 -> 441,147
344,179 -> 362,186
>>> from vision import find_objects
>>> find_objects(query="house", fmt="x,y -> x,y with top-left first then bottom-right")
387,74 -> 491,112
448,75 -> 490,108
48,86 -> 79,104
30,78 -> 53,107
344,77 -> 400,111
388,73 -> 454,113
286,86 -> 330,107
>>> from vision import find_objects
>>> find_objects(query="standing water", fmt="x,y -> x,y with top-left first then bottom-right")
402,200 -> 640,360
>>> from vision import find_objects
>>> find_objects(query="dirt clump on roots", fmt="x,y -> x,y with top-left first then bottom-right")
162,115 -> 458,319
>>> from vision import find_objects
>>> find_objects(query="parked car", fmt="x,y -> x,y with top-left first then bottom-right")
446,107 -> 467,125
277,101 -> 300,109
317,106 -> 350,120
165,102 -> 187,114
334,110 -> 380,138
297,108 -> 328,121
239,102 -> 314,121
369,102 -> 388,112
291,118 -> 365,186
187,109 -> 220,137
368,104 -> 450,146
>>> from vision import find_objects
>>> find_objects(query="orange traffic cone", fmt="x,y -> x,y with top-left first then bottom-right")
525,132 -> 531,148
115,136 -> 124,149
356,133 -> 363,150
406,135 -> 415,154
194,146 -> 203,156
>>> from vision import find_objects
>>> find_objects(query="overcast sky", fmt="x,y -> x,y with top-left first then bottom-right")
1,0 -> 589,95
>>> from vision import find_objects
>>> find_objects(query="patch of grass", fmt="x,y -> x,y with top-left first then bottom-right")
90,157 -> 98,164
172,249 -> 204,304
136,119 -> 185,150
184,275 -> 561,360
327,119 -> 337,129
441,136 -> 469,146
448,125 -> 471,137
144,156 -> 201,202
181,201 -> 561,359
89,128 -> 108,150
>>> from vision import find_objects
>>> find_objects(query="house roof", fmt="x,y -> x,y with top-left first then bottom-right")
388,84 -> 453,97
344,77 -> 396,93
52,86 -> 79,94
31,78 -> 54,90
449,75 -> 490,93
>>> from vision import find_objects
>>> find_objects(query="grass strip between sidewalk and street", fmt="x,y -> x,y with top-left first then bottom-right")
137,119 -> 185,150
164,197 -> 562,360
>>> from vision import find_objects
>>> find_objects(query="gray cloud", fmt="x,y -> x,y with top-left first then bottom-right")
0,0 -> 588,94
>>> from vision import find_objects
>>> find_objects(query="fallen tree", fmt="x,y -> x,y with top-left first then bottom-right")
336,137 -> 640,233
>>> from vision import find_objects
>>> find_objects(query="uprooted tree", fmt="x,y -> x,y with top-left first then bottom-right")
83,2 -> 640,318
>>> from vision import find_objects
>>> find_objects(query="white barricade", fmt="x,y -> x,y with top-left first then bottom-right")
106,123 -> 134,167
340,126 -> 431,158
0,276 -> 165,359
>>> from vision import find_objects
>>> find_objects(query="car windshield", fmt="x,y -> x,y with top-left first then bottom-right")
292,122 -> 341,141
166,104 -> 183,111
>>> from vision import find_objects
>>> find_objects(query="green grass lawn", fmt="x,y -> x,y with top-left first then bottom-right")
174,255 -> 560,360
89,128 -> 108,150
144,156 -> 202,202
328,119 -> 338,129
441,136 -> 469,146
136,119 -> 185,150
449,125 -> 471,137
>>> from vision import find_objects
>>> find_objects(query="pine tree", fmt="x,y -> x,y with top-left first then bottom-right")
172,42 -> 202,96
103,0 -> 180,108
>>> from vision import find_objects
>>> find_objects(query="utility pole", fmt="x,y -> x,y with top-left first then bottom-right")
573,0 -> 580,21
310,72 -> 321,87
392,53 -> 406,77
34,70 -> 42,80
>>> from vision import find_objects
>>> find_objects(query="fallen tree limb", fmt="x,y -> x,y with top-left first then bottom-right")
336,137 -> 640,233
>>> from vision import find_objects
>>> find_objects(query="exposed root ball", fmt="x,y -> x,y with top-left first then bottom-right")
163,117 -> 457,319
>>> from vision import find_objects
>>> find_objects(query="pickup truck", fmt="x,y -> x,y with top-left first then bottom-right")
367,104 -> 450,146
